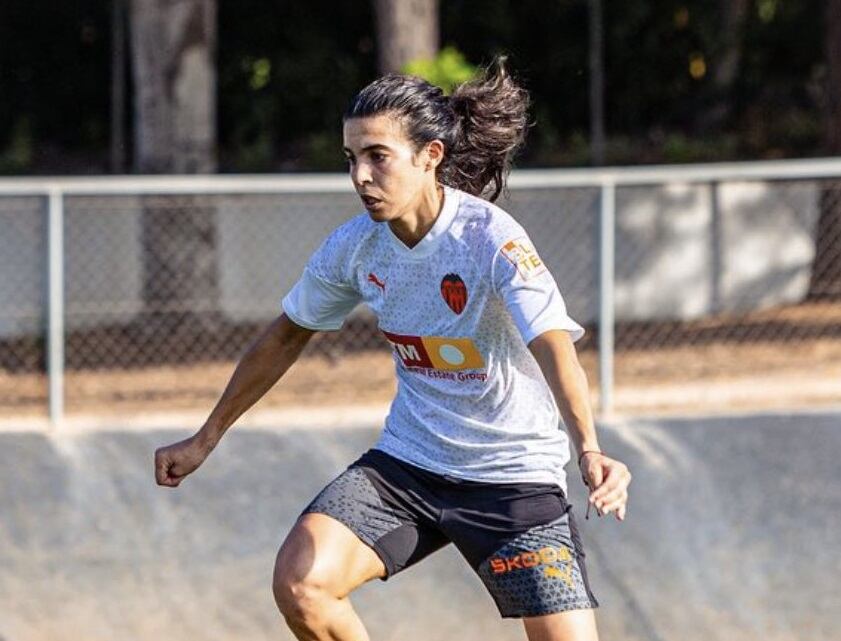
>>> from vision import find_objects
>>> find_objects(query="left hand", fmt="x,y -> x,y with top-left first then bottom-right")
579,452 -> 632,521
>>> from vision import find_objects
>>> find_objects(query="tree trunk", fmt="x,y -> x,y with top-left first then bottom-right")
587,0 -> 605,166
808,0 -> 841,300
130,0 -> 216,173
373,0 -> 439,74
111,0 -> 127,173
699,0 -> 749,131
129,0 -> 221,337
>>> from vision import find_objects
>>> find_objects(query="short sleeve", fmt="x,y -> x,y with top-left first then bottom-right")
492,234 -> 585,345
282,269 -> 361,331
281,226 -> 362,331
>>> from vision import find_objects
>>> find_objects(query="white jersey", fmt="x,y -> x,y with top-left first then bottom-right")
282,186 -> 584,490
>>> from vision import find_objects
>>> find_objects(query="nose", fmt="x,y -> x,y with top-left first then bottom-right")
351,161 -> 373,188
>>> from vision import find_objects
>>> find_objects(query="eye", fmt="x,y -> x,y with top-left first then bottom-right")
344,156 -> 356,166
371,152 -> 386,163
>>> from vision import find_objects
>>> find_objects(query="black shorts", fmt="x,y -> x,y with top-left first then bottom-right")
301,449 -> 598,618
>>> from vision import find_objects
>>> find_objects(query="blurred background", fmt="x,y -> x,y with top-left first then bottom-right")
1,0 -> 840,421
2,0 -> 839,173
1,2 -> 840,641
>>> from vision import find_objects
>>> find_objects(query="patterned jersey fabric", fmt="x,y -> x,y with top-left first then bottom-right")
282,185 -> 584,491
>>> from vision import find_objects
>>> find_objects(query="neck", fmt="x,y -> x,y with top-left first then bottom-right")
388,183 -> 444,248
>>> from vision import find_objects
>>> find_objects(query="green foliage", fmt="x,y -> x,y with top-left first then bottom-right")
0,0 -> 832,172
662,133 -> 739,163
757,0 -> 780,23
304,131 -> 346,171
216,0 -> 377,171
402,47 -> 478,94
0,0 -> 110,172
243,57 -> 272,91
0,118 -> 33,173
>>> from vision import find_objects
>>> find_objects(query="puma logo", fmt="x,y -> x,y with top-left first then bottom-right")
544,565 -> 574,588
367,272 -> 386,292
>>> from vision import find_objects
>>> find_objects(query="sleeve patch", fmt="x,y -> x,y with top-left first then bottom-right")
501,236 -> 547,280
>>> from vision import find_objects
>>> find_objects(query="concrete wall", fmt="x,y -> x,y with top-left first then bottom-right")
1,410 -> 839,641
0,181 -> 822,338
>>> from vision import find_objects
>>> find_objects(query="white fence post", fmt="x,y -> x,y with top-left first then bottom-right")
47,190 -> 65,428
598,181 -> 615,416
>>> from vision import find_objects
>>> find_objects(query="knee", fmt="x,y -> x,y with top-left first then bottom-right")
272,556 -> 333,625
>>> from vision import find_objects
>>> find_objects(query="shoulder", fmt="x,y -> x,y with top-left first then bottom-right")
450,190 -> 551,290
313,211 -> 376,260
321,211 -> 377,249
451,189 -> 527,259
309,211 -> 375,283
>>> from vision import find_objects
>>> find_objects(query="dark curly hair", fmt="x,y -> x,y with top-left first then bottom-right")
344,57 -> 530,202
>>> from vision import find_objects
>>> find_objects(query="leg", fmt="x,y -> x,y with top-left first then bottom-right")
273,512 -> 387,641
442,482 -> 600,637
523,609 -> 599,641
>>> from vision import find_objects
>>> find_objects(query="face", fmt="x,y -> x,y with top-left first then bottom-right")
343,113 -> 442,223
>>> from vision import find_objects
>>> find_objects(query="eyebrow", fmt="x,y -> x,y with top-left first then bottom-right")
342,144 -> 391,155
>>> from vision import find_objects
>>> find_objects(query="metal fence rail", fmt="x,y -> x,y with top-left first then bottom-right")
1,157 -> 840,425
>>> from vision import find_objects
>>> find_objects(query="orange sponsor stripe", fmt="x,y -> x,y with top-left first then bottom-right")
422,336 -> 484,371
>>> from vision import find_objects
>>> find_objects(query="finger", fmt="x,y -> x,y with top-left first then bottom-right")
161,473 -> 184,488
158,474 -> 181,487
584,467 -> 605,501
599,492 -> 628,516
155,451 -> 187,487
593,483 -> 627,508
590,478 -> 621,504
590,466 -> 630,501
154,451 -> 170,485
606,500 -> 628,521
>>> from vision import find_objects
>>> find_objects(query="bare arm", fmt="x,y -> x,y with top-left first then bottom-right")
529,329 -> 631,520
154,313 -> 316,487
197,313 -> 315,449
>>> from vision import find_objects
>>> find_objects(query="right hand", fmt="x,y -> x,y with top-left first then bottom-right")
154,433 -> 212,488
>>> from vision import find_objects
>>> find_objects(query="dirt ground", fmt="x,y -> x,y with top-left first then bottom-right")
1,301 -> 839,423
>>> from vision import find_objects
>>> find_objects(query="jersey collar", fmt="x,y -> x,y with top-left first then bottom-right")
385,185 -> 460,258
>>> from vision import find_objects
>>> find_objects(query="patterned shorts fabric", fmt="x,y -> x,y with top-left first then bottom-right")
301,449 -> 598,618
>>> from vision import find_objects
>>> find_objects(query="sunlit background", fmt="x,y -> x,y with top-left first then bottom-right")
1,2 -> 839,640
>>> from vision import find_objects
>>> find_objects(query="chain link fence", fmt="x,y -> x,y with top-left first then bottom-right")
1,162 -> 840,422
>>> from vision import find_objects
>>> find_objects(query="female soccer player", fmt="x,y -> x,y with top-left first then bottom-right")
154,58 -> 632,641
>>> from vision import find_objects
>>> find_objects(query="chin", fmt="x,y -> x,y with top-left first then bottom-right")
366,208 -> 393,223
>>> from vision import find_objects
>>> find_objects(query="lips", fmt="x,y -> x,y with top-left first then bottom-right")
360,195 -> 382,209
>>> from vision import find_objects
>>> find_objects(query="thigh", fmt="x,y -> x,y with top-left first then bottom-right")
522,608 -> 599,641
275,512 -> 386,597
442,484 -> 599,619
300,452 -> 449,578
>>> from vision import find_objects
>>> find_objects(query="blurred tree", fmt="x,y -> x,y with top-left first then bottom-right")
111,0 -> 127,173
440,0 -> 590,165
402,46 -> 477,93
588,0 -> 605,165
0,1 -> 110,173
216,0 -> 376,171
130,0 -> 216,172
827,0 -> 841,156
809,0 -> 841,300
374,0 -> 439,74
700,0 -> 750,131
129,0 -> 220,330
0,0 -> 832,171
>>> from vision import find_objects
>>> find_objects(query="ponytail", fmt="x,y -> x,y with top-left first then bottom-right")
344,55 -> 530,202
444,57 -> 530,202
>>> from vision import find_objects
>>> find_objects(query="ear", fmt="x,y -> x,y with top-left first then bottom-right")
424,139 -> 445,171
